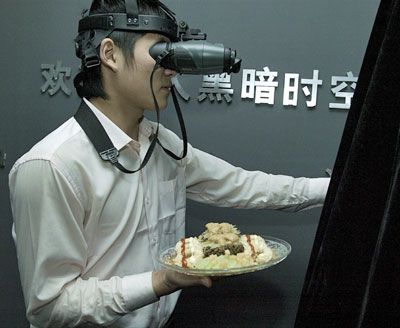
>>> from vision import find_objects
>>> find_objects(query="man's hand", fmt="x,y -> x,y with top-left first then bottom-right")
152,270 -> 212,297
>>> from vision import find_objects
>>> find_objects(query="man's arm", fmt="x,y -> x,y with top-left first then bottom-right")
9,160 -> 159,327
184,146 -> 329,211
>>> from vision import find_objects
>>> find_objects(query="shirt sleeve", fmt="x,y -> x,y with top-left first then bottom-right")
9,159 -> 158,328
184,145 -> 330,211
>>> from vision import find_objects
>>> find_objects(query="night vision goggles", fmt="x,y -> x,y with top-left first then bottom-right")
75,0 -> 242,75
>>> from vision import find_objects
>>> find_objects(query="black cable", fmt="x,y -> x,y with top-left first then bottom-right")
74,62 -> 188,174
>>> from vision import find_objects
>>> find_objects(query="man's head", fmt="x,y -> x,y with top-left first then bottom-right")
74,0 -> 176,106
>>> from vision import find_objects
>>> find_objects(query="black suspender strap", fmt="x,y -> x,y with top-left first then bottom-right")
74,100 -> 156,173
74,86 -> 187,174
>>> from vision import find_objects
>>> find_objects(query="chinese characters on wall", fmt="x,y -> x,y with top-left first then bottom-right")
40,61 -> 357,110
41,61 -> 72,96
176,68 -> 358,110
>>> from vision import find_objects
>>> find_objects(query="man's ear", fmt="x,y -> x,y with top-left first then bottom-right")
99,38 -> 119,72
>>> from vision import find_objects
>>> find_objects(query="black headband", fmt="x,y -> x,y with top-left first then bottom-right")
78,13 -> 179,41
78,0 -> 179,41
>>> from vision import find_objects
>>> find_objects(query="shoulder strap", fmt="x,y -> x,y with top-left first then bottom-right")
74,100 -> 157,173
74,86 -> 187,174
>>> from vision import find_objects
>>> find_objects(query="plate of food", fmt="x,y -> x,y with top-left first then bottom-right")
157,222 -> 291,276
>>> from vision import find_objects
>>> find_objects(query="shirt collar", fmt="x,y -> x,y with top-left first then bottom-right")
83,98 -> 153,150
139,118 -> 154,140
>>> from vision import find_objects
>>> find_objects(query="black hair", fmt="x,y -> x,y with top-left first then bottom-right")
74,0 -> 170,99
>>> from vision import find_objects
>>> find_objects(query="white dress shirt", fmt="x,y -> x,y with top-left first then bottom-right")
9,98 -> 329,328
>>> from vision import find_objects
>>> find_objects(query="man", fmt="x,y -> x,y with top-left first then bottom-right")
9,0 -> 330,327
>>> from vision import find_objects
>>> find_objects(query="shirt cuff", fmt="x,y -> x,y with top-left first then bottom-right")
308,177 -> 330,206
121,271 -> 159,311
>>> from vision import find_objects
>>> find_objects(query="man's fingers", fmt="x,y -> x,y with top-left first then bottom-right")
181,274 -> 212,288
199,277 -> 212,288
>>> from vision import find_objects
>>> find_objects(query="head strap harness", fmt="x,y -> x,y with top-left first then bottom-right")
75,0 -> 183,70
77,0 -> 179,41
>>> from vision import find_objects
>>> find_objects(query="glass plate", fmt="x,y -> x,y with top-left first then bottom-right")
156,236 -> 291,276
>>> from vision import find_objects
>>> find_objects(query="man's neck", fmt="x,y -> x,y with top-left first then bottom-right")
89,97 -> 143,141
